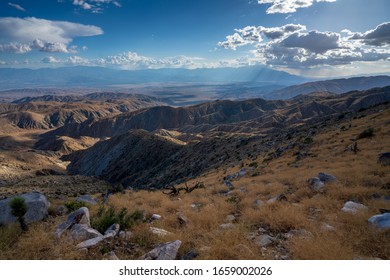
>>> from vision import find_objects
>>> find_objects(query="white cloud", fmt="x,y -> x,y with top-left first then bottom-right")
258,0 -> 336,14
8,2 -> 26,12
0,17 -> 103,54
219,22 -> 390,69
71,0 -> 121,13
42,56 -> 60,63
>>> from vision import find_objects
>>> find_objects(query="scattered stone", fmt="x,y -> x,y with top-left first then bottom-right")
76,236 -> 104,249
139,240 -> 182,260
341,201 -> 368,214
150,227 -> 172,237
378,152 -> 390,166
104,223 -> 120,238
0,192 -> 49,225
321,223 -> 336,231
70,224 -> 103,242
257,227 -> 268,234
219,223 -> 234,230
150,214 -> 162,223
224,180 -> 235,190
55,207 -> 90,238
181,249 -> 198,260
267,194 -> 288,204
75,195 -> 97,205
285,229 -> 314,239
118,230 -> 132,240
105,251 -> 119,260
177,213 -> 188,225
254,199 -> 264,207
190,203 -> 203,209
55,205 -> 67,216
225,214 -> 236,223
255,234 -> 275,247
318,172 -> 337,182
368,213 -> 390,229
308,177 -> 325,191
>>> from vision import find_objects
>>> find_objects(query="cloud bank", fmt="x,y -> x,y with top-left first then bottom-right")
258,0 -> 336,14
0,17 -> 103,54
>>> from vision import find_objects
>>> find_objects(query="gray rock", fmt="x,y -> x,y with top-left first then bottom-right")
76,236 -> 104,249
150,227 -> 172,237
75,195 -> 97,205
104,223 -> 120,238
70,224 -> 103,242
224,180 -> 235,190
225,214 -> 236,223
341,201 -> 368,214
255,234 -> 275,247
181,249 -> 198,260
318,172 -> 337,182
139,240 -> 182,260
55,207 -> 90,238
219,223 -> 234,230
177,213 -> 188,225
150,214 -> 162,222
368,213 -> 390,229
119,230 -> 132,240
105,251 -> 119,260
285,229 -> 314,239
0,192 -> 49,226
308,177 -> 325,191
254,199 -> 264,207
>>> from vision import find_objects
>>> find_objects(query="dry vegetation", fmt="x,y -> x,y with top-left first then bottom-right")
1,105 -> 390,260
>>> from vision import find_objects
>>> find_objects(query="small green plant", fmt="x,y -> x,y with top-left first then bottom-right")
357,128 -> 374,139
9,197 -> 28,231
65,200 -> 87,212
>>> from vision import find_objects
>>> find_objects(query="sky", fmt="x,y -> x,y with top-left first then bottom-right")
0,0 -> 389,77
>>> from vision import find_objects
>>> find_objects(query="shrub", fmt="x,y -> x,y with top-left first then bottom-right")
357,128 -> 374,139
91,206 -> 144,234
9,197 -> 28,231
65,200 -> 87,212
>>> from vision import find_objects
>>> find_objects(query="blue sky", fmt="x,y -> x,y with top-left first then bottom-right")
0,0 -> 389,77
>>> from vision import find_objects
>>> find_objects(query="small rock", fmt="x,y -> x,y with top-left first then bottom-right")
76,236 -> 104,249
139,240 -> 182,260
341,201 -> 368,214
104,223 -> 120,238
225,214 -> 236,223
368,213 -> 390,229
285,229 -> 314,239
75,195 -> 97,205
321,223 -> 336,231
267,194 -> 287,204
255,234 -> 275,247
378,152 -> 390,166
105,251 -> 119,260
177,213 -> 188,225
219,223 -> 234,230
254,199 -> 264,207
150,227 -> 172,237
150,214 -> 162,223
55,205 -> 67,216
181,249 -> 198,260
308,177 -> 325,191
224,180 -> 235,190
318,172 -> 337,182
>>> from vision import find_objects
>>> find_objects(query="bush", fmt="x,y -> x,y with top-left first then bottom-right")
9,197 -> 28,231
65,200 -> 87,212
357,128 -> 374,139
91,206 -> 144,234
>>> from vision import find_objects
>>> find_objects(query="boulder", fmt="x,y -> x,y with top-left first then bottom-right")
70,224 -> 103,242
55,207 -> 90,238
104,223 -> 120,238
341,201 -> 368,214
308,177 -> 325,191
139,240 -> 182,260
75,195 -> 97,205
368,213 -> 390,229
318,172 -> 337,182
0,192 -> 49,226
76,236 -> 104,249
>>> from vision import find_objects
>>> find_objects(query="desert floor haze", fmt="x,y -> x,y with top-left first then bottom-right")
1,0 -> 390,262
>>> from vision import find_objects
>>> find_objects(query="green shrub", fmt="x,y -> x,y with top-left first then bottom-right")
91,206 -> 144,234
357,128 -> 374,139
9,197 -> 28,231
65,200 -> 87,212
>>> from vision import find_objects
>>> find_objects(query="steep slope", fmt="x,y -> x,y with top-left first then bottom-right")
267,76 -> 390,100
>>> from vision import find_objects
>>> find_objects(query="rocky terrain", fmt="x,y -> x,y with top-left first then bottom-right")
0,83 -> 389,260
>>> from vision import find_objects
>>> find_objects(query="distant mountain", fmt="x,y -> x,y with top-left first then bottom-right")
266,76 -> 390,100
0,66 -> 306,90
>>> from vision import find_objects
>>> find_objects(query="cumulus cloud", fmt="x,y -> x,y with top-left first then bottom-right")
8,2 -> 26,12
71,0 -> 121,13
219,22 -> 390,69
42,56 -> 60,63
0,17 -> 103,54
258,0 -> 336,14
350,22 -> 390,46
